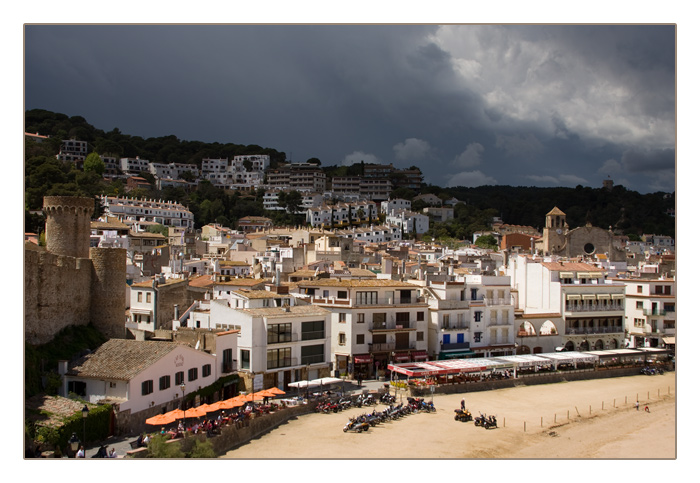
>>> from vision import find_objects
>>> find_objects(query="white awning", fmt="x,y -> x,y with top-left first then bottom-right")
566,294 -> 582,300
559,272 -> 574,278
582,294 -> 597,300
588,272 -> 604,278
611,294 -> 625,299
596,294 -> 611,300
576,272 -> 589,279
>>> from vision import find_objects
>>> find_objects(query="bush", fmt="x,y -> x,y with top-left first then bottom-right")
187,439 -> 216,458
146,434 -> 184,458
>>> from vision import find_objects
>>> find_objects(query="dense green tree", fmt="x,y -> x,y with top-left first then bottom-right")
475,234 -> 498,249
146,434 -> 184,458
83,152 -> 105,176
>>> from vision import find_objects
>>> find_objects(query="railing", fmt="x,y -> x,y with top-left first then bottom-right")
267,333 -> 299,344
484,298 -> 508,306
221,361 -> 237,374
368,342 -> 416,352
565,327 -> 624,335
371,321 -> 415,331
643,309 -> 667,316
441,342 -> 471,351
267,356 -> 299,370
566,304 -> 624,313
441,324 -> 469,331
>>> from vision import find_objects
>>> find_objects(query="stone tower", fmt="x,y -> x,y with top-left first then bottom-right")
43,196 -> 94,259
90,246 -> 127,339
543,206 -> 568,255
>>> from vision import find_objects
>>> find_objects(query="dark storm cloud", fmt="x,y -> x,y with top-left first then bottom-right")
24,24 -> 675,193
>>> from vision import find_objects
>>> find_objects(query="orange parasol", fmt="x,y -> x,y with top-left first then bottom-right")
145,413 -> 177,426
254,389 -> 278,399
266,387 -> 286,395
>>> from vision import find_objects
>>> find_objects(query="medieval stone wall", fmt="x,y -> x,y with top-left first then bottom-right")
24,248 -> 92,345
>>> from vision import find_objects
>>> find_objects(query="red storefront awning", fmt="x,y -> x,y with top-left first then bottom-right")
393,352 -> 410,362
354,354 -> 372,364
412,351 -> 429,361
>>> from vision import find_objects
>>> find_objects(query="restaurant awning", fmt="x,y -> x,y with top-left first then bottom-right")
566,294 -> 581,300
596,294 -> 611,300
412,351 -> 429,361
582,294 -> 597,300
354,354 -> 372,364
393,352 -> 411,362
662,336 -> 675,345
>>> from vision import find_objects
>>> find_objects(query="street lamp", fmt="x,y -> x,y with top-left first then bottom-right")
81,405 -> 89,447
180,382 -> 186,430
69,432 -> 80,456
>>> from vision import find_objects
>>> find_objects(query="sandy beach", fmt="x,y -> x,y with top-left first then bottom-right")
222,373 -> 676,459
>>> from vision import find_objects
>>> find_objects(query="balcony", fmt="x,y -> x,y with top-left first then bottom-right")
565,304 -> 624,313
368,342 -> 416,352
565,326 -> 624,335
441,323 -> 469,331
267,356 -> 299,370
643,309 -> 667,316
370,321 -> 415,331
267,333 -> 300,344
441,342 -> 471,351
484,298 -> 509,306
221,360 -> 238,374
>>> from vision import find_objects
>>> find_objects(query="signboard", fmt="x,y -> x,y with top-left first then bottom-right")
253,373 -> 263,392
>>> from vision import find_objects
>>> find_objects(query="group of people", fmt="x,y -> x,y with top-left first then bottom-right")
75,445 -> 117,458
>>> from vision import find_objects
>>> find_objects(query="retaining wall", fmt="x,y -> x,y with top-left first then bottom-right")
127,403 -> 314,458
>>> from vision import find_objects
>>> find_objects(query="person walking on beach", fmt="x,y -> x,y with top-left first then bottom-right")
635,400 -> 639,411
461,398 -> 466,411
645,405 -> 650,412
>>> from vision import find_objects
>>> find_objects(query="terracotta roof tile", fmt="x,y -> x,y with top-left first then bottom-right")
66,339 -> 184,381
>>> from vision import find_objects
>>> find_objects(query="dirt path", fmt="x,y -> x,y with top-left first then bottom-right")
222,373 -> 676,459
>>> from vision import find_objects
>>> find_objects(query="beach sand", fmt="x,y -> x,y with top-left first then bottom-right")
222,373 -> 676,459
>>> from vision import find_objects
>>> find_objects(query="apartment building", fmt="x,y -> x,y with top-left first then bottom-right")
507,254 -> 626,353
291,279 -> 430,380
149,162 -> 200,180
421,276 -> 516,359
101,196 -> 195,230
266,163 -> 326,192
57,139 -> 88,164
381,198 -> 412,215
619,277 -> 676,349
120,157 -> 151,175
209,288 -> 332,391
386,210 -> 430,236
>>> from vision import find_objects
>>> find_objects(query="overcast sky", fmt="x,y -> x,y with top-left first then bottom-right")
24,24 -> 676,193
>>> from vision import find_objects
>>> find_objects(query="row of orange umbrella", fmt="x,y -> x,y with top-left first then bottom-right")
145,387 -> 286,426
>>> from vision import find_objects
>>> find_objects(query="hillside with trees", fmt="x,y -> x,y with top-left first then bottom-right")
24,109 -> 675,240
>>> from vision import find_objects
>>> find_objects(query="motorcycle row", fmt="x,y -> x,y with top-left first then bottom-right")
315,393 -> 386,414
454,408 -> 498,429
641,366 -> 664,376
342,396 -> 436,433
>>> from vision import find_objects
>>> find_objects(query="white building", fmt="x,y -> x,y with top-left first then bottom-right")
381,198 -> 412,215
618,276 -> 675,349
101,196 -> 195,230
209,289 -> 332,389
57,139 -> 88,164
291,278 -> 430,379
59,338 -> 223,415
120,157 -> 151,175
149,162 -> 200,180
386,210 -> 430,236
418,276 -> 516,359
506,254 -> 626,353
